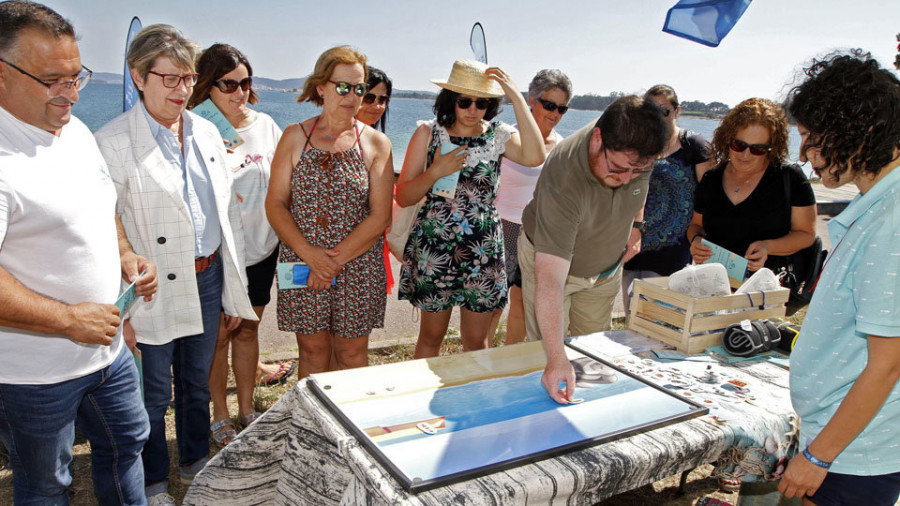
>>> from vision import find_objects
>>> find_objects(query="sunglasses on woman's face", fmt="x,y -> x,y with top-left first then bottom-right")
730,137 -> 771,156
329,80 -> 368,97
538,98 -> 569,115
363,93 -> 390,106
456,97 -> 489,110
213,77 -> 252,94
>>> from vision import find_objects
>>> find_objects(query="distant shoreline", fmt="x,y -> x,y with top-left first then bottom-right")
89,77 -> 729,116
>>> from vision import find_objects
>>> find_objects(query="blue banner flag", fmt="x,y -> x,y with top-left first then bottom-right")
123,16 -> 142,111
662,0 -> 752,47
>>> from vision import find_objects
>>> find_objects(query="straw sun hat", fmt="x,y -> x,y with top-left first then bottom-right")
431,59 -> 504,98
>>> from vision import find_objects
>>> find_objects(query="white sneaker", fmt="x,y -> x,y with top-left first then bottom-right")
147,492 -> 177,506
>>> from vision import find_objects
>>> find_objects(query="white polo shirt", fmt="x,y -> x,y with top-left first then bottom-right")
0,106 -> 123,385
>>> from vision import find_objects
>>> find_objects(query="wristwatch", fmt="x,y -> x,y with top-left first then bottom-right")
632,221 -> 645,233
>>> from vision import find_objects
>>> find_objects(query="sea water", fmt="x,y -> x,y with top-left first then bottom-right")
73,83 -> 805,174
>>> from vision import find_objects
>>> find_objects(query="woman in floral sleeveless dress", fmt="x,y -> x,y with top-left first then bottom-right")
396,60 -> 545,358
266,46 -> 393,377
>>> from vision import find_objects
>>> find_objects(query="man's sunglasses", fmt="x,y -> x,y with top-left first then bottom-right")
330,80 -> 368,97
214,77 -> 252,94
456,97 -> 490,110
730,138 -> 771,156
537,98 -> 569,115
363,93 -> 390,106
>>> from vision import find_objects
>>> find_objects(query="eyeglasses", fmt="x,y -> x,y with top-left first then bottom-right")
363,93 -> 390,106
661,108 -> 672,117
0,57 -> 92,96
730,138 -> 771,156
213,77 -> 252,93
537,98 -> 569,115
329,80 -> 368,97
456,97 -> 489,110
603,148 -> 649,176
148,70 -> 199,89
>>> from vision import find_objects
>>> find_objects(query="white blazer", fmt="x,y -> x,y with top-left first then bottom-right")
95,103 -> 256,346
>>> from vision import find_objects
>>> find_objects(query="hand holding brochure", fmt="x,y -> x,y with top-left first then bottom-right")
277,262 -> 337,289
115,271 -> 146,315
431,143 -> 463,199
701,239 -> 749,285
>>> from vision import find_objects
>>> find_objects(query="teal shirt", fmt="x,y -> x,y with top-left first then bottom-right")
790,165 -> 900,476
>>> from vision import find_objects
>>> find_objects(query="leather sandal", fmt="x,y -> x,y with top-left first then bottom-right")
210,419 -> 237,448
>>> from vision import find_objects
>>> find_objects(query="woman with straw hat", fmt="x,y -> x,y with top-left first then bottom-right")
395,60 -> 545,358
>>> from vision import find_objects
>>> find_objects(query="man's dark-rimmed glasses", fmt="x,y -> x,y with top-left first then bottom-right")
0,57 -> 92,96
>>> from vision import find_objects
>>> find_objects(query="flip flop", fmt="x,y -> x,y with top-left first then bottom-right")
258,360 -> 296,387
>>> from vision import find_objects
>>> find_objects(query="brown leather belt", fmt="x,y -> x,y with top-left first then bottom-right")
195,250 -> 218,273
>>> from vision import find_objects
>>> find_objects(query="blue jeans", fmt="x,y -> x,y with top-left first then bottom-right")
137,255 -> 223,491
0,345 -> 149,505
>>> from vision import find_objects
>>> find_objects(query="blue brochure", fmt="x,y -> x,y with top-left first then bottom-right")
701,239 -> 749,285
431,143 -> 463,199
191,99 -> 243,150
277,262 -> 336,289
115,272 -> 144,315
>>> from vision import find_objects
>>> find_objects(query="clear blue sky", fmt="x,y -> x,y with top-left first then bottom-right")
41,0 -> 900,107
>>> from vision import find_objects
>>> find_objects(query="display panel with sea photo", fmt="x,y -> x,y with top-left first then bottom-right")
308,341 -> 707,492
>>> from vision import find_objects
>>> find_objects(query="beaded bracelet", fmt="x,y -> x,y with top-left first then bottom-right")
803,448 -> 832,469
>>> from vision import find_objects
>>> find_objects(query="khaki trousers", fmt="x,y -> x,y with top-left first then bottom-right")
518,233 -> 621,342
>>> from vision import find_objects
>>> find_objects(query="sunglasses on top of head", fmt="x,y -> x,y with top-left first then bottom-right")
537,98 -> 569,115
213,77 -> 252,93
329,80 -> 368,97
456,97 -> 490,110
730,138 -> 771,156
363,93 -> 390,106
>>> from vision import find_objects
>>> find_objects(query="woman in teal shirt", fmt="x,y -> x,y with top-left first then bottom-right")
779,50 -> 900,505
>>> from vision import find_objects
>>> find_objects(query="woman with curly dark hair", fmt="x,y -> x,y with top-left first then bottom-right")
777,50 -> 900,505
686,97 -> 816,273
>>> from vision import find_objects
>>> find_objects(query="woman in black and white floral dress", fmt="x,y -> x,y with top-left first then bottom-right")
396,60 -> 544,358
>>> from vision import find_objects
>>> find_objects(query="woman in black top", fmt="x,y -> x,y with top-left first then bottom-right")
687,98 -> 816,273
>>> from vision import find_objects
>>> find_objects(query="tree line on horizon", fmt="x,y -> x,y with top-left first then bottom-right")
567,91 -> 729,117
393,89 -> 730,117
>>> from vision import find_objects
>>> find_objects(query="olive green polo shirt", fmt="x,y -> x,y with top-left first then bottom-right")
521,121 -> 650,278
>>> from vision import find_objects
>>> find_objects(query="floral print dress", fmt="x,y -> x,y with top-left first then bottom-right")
398,119 -> 515,313
277,119 -> 386,337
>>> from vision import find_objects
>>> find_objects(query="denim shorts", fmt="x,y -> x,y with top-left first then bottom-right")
808,469 -> 900,505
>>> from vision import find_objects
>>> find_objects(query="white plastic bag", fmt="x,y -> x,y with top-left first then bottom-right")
668,263 -> 731,298
735,267 -> 780,294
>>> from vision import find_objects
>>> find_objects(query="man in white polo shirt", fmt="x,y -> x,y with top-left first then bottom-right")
0,1 -> 157,503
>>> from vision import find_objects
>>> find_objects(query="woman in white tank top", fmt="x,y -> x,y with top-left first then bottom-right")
490,69 -> 573,345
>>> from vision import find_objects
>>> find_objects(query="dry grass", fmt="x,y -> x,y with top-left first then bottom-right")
0,312 -> 809,505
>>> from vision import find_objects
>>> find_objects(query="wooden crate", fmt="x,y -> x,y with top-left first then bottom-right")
628,277 -> 789,354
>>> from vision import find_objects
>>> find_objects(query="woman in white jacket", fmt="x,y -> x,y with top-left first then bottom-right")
94,25 -> 255,505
